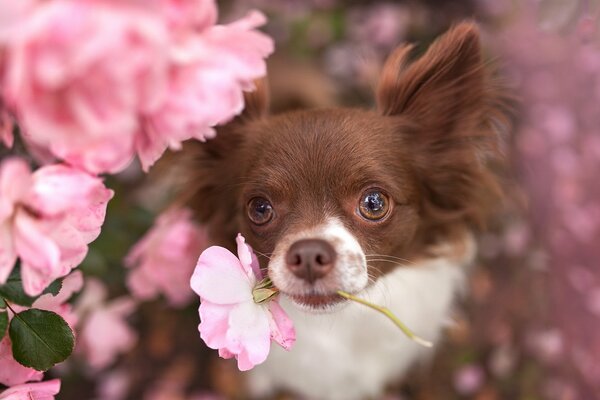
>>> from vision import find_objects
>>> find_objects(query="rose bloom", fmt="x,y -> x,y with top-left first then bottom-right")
2,0 -> 273,173
2,0 -> 169,174
75,278 -> 137,370
125,208 -> 207,307
0,158 -> 112,296
190,234 -> 295,371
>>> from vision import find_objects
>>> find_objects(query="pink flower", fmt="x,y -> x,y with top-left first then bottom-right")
0,158 -> 113,296
139,10 -> 274,170
190,234 -> 295,371
2,0 -> 274,173
453,364 -> 485,395
125,208 -> 207,307
0,379 -> 61,400
3,0 -> 170,174
75,279 -> 137,370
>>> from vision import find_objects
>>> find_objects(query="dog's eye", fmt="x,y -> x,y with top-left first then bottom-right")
358,190 -> 390,221
247,197 -> 274,225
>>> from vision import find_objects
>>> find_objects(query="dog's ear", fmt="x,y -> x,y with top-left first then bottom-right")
239,78 -> 270,121
378,22 -> 507,240
377,22 -> 484,134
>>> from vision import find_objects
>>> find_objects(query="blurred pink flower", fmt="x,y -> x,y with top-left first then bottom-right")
0,379 -> 61,400
2,0 -> 169,174
453,364 -> 485,395
142,10 -> 274,170
76,279 -> 137,370
190,234 -> 295,371
0,158 -> 113,296
125,208 -> 207,307
1,0 -> 273,173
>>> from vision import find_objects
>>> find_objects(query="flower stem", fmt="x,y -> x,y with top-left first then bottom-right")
336,290 -> 433,348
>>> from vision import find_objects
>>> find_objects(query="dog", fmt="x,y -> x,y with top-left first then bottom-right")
178,21 -> 507,400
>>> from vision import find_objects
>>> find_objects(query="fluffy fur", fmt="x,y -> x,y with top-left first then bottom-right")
176,21 -> 507,399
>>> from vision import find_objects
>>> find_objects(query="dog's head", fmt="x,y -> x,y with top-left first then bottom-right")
179,22 -> 505,311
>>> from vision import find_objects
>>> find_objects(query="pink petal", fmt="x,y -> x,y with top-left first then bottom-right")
0,158 -> 32,221
199,302 -> 233,350
14,211 -> 61,296
0,221 -> 16,284
0,379 -> 61,400
0,336 -> 43,387
190,246 -> 253,304
27,164 -> 103,216
267,300 -> 296,351
226,302 -> 271,371
235,234 -> 261,280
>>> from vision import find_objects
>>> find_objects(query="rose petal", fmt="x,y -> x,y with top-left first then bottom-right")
267,300 -> 296,351
190,246 -> 253,304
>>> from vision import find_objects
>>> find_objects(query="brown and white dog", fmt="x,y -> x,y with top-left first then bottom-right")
179,22 -> 507,400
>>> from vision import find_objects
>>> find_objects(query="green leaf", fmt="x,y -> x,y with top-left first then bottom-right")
9,309 -> 75,371
0,298 -> 5,309
0,311 -> 7,339
43,279 -> 63,297
0,266 -> 63,306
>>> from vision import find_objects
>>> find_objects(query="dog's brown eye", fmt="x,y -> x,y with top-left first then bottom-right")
358,190 -> 390,221
247,197 -> 274,225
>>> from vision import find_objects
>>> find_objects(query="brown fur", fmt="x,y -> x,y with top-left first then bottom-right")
176,22 -> 508,275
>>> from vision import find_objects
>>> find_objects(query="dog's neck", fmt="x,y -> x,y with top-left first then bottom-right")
248,234 -> 476,400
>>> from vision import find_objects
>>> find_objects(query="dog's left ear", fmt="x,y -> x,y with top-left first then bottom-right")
239,78 -> 270,121
376,22 -> 484,135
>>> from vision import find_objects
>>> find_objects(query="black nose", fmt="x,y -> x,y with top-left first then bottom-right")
285,239 -> 336,283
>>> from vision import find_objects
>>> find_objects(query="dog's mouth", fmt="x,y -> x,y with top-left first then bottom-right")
286,292 -> 346,310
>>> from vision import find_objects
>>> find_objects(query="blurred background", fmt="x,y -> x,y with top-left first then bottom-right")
50,0 -> 600,399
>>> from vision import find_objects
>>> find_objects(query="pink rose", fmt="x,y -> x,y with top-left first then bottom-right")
75,279 -> 137,370
138,10 -> 274,170
3,0 -> 169,174
0,379 -> 61,400
0,158 -> 113,296
190,234 -> 295,371
2,0 -> 274,173
125,208 -> 207,307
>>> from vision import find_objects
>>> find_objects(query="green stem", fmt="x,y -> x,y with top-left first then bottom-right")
337,290 -> 433,348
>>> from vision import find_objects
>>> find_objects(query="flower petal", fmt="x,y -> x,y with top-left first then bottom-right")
226,301 -> 270,370
0,221 -> 16,284
198,301 -> 233,350
190,246 -> 252,304
267,300 -> 296,351
14,212 -> 61,296
236,234 -> 262,280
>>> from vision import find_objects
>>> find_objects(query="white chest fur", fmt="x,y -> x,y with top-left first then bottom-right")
248,253 -> 471,400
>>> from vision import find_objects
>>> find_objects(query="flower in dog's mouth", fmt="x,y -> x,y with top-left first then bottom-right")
190,234 -> 295,371
191,233 -> 431,371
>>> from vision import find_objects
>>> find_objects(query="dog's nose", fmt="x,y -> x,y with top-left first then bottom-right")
285,239 -> 336,283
